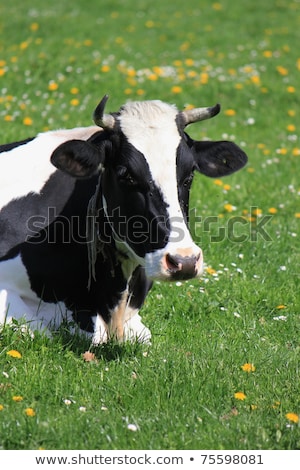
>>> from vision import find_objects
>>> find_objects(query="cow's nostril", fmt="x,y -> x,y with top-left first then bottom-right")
166,253 -> 182,273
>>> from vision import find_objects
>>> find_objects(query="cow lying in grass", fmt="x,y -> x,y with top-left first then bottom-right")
0,96 -> 247,343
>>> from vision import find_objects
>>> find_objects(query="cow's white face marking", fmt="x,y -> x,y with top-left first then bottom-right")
119,101 -> 203,279
0,126 -> 99,211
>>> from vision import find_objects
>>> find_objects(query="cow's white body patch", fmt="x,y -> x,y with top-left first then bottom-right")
0,255 -> 73,331
0,126 -> 99,211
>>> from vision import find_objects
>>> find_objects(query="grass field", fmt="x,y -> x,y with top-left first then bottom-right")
0,0 -> 299,450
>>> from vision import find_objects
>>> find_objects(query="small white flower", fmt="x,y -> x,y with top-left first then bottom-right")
64,399 -> 72,406
279,265 -> 287,271
176,281 -> 182,286
273,315 -> 287,321
233,312 -> 241,318
2,371 -> 9,378
127,423 -> 138,432
79,406 -> 86,412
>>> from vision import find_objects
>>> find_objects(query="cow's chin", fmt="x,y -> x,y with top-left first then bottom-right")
144,249 -> 204,282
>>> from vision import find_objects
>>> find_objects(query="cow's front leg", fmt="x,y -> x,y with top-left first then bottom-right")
108,289 -> 128,341
123,309 -> 152,344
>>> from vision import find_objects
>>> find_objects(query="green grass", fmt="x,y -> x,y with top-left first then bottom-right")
0,0 -> 300,450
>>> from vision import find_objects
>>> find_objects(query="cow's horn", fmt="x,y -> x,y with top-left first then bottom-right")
181,103 -> 221,126
93,94 -> 116,129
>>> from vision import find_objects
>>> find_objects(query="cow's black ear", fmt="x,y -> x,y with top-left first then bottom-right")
191,140 -> 248,177
51,139 -> 102,178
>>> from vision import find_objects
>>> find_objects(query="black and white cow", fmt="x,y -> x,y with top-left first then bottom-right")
0,96 -> 247,344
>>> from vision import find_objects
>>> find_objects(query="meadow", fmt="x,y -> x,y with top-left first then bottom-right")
0,0 -> 299,450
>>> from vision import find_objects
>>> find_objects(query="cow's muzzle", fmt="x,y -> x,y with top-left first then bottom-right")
162,249 -> 203,280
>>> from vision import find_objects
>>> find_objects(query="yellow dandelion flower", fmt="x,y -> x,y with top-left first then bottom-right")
187,70 -> 197,78
276,305 -> 286,309
250,404 -> 258,410
70,87 -> 79,94
0,60 -> 6,67
185,58 -> 194,66
288,110 -> 296,117
295,213 -> 300,218
180,42 -> 190,52
206,267 -> 217,275
292,148 -> 300,156
287,124 -> 296,132
20,41 -> 29,50
212,3 -> 222,10
126,77 -> 137,86
48,82 -> 58,91
148,73 -> 158,81
263,50 -> 273,58
250,75 -> 260,85
277,147 -> 287,155
23,117 -> 33,126
224,203 -> 235,212
243,65 -> 253,74
252,208 -> 262,217
171,86 -> 182,94
0,69 -> 5,77
276,65 -> 288,76
234,392 -> 247,400
70,98 -> 79,106
4,115 -> 13,122
214,179 -> 223,186
101,65 -> 110,73
200,72 -> 209,84
7,350 -> 22,359
241,363 -> 256,373
153,66 -> 164,76
223,184 -> 231,191
145,20 -> 154,28
268,207 -> 277,214
225,109 -> 236,116
30,22 -> 39,32
137,89 -> 145,96
247,167 -> 255,173
83,39 -> 92,46
12,396 -> 23,402
25,407 -> 36,417
127,68 -> 136,77
286,412 -> 299,424
272,401 -> 281,409
0,405 -> 4,411
235,83 -> 243,90
287,86 -> 295,93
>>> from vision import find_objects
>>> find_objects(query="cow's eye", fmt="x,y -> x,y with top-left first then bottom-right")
116,166 -> 137,186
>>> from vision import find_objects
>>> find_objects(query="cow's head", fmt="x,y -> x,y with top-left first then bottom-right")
51,95 -> 247,281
